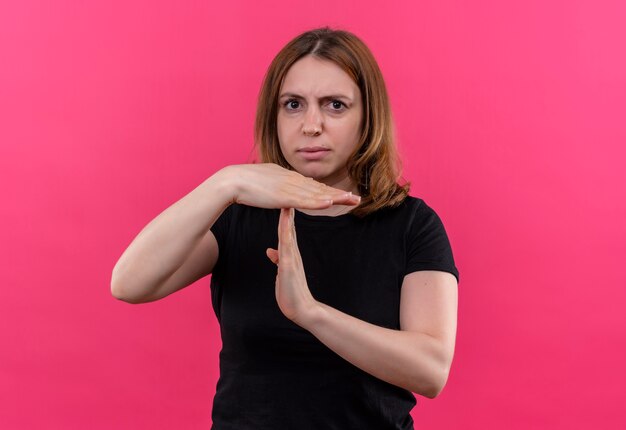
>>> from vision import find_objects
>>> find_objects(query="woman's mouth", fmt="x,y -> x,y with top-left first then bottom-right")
297,147 -> 330,161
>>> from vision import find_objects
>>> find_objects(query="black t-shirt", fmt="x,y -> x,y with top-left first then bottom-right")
209,196 -> 459,430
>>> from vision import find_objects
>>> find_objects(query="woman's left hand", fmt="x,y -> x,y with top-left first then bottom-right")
266,208 -> 319,326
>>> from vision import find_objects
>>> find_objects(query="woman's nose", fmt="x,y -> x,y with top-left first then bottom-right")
302,107 -> 322,136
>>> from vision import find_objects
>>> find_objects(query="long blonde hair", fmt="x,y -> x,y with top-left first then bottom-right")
254,27 -> 409,217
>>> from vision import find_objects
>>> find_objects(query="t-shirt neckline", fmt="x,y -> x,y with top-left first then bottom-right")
293,208 -> 356,226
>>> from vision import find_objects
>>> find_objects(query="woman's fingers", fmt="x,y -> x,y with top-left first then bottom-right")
277,207 -> 289,249
276,169 -> 356,204
277,208 -> 296,261
328,192 -> 362,206
293,194 -> 360,210
232,163 -> 362,209
298,177 -> 359,199
287,181 -> 362,208
274,207 -> 315,323
266,248 -> 279,265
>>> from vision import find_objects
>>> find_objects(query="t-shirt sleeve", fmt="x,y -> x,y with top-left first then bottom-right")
405,200 -> 460,283
209,203 -> 235,274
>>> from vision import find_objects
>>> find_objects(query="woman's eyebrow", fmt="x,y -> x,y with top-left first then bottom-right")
279,92 -> 353,102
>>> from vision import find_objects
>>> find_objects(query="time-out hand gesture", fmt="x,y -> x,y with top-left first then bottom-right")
221,163 -> 361,210
265,207 -> 318,326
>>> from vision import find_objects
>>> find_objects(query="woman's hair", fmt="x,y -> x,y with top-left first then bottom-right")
254,27 -> 409,217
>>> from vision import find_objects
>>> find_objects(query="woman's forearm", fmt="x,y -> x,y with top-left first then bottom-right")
271,208 -> 451,398
266,209 -> 453,398
110,166 -> 236,303
300,302 -> 450,399
112,163 -> 361,304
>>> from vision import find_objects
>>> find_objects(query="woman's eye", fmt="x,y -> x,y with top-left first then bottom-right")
284,100 -> 300,110
330,100 -> 345,111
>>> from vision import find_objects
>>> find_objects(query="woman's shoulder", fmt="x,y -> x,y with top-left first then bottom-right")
399,194 -> 447,215
400,194 -> 425,209
377,194 -> 426,217
373,195 -> 449,231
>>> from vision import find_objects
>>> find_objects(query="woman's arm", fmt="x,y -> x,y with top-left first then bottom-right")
110,167 -> 233,303
303,271 -> 457,399
111,164 -> 360,304
267,208 -> 458,398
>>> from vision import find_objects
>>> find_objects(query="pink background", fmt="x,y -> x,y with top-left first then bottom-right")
1,1 -> 624,429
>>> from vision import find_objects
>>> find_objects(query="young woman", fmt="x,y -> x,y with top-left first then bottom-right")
111,27 -> 459,430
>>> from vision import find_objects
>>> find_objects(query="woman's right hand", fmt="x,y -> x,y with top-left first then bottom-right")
219,163 -> 361,210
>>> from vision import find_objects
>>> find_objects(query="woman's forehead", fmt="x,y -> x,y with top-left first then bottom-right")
280,56 -> 359,98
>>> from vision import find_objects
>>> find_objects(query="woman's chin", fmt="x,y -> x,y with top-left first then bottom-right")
291,162 -> 347,186
295,165 -> 329,181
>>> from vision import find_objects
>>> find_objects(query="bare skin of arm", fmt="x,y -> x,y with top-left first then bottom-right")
267,208 -> 458,398
110,164 -> 361,304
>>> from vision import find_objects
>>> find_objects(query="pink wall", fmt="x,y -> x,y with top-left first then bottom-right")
1,1 -> 624,428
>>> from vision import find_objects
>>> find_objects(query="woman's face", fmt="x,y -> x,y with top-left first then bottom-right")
277,55 -> 363,189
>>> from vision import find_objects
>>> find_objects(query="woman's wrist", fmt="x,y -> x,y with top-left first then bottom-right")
293,300 -> 325,330
208,165 -> 242,206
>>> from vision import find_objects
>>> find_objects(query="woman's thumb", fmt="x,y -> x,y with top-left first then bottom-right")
266,248 -> 279,265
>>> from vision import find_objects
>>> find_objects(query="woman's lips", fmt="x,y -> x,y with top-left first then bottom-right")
297,147 -> 330,161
